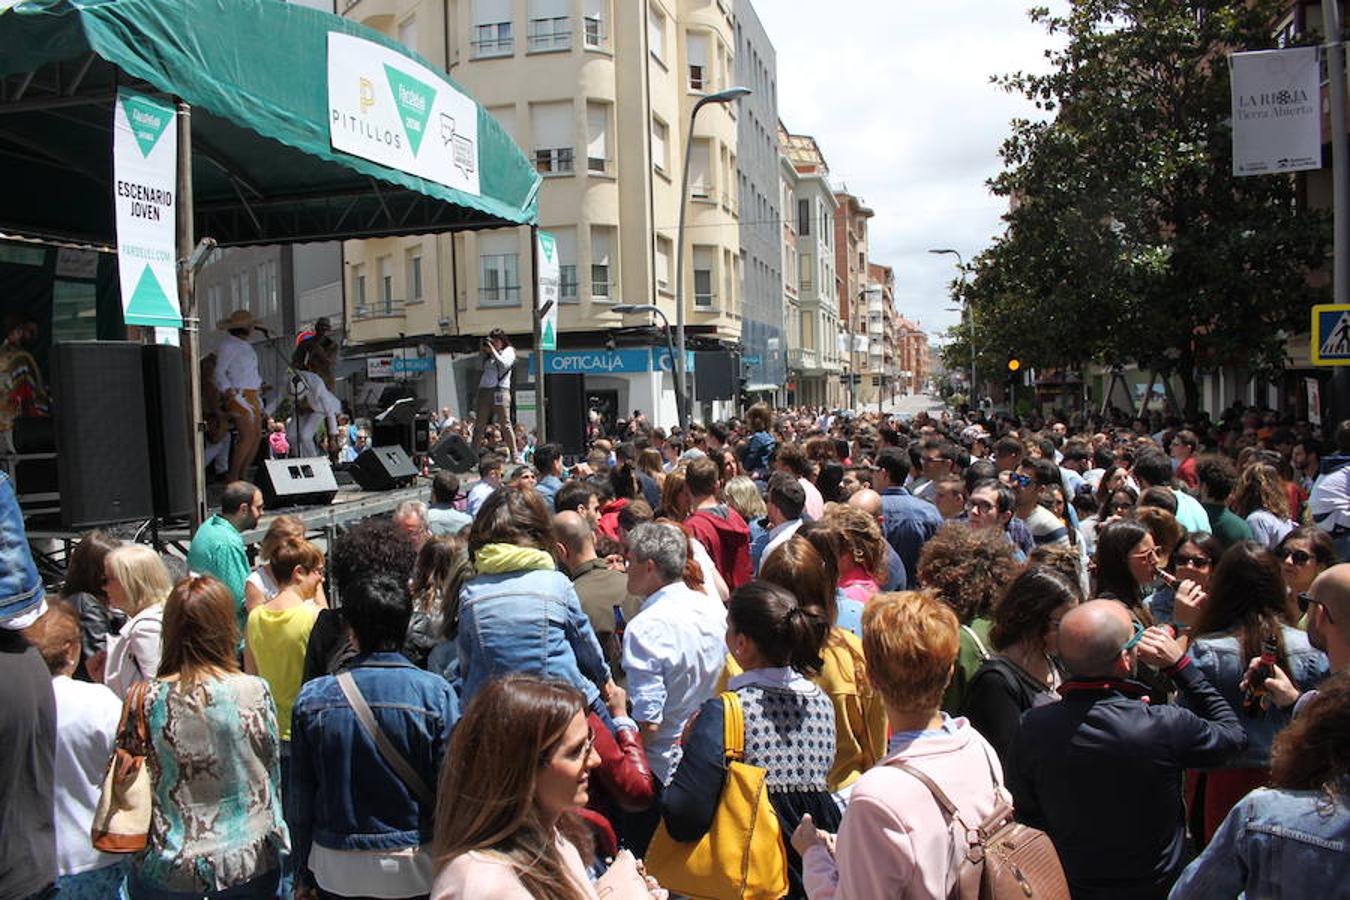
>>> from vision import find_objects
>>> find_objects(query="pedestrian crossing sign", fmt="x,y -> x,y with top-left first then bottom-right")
1312,304 -> 1350,365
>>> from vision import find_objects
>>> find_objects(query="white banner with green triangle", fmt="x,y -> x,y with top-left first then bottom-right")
113,88 -> 181,328
537,230 -> 559,351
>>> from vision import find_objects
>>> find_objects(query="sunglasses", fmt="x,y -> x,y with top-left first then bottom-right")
1173,554 -> 1212,569
1297,592 -> 1336,623
1009,473 -> 1032,488
1120,621 -> 1146,653
1283,549 -> 1315,565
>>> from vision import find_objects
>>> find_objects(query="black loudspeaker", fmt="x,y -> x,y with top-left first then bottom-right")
430,432 -> 477,473
545,374 -> 587,456
52,341 -> 154,528
141,345 -> 193,518
351,445 -> 417,491
256,456 -> 338,509
694,350 -> 738,401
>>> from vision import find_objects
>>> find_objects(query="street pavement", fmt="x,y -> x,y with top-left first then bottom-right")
881,393 -> 946,419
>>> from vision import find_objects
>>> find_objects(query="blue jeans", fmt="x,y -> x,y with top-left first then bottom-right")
127,869 -> 279,900
55,863 -> 128,899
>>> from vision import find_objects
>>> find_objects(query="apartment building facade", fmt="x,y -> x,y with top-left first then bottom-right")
733,0 -> 784,400
341,0 -> 746,429
833,189 -> 873,410
780,125 -> 842,408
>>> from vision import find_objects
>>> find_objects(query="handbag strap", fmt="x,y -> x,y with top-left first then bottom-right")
962,624 -> 991,661
719,691 -> 744,762
336,671 -> 434,806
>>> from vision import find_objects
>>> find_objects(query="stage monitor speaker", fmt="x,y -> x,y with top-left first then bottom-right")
141,345 -> 193,519
352,445 -> 417,491
545,374 -> 587,456
256,457 -> 338,509
52,341 -> 154,528
430,432 -> 477,473
372,422 -> 411,455
694,351 -> 738,401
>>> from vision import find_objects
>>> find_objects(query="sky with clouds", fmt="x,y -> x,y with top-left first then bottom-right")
754,0 -> 1068,344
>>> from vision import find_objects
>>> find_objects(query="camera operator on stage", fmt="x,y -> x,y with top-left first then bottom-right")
471,328 -> 517,460
214,309 -> 265,483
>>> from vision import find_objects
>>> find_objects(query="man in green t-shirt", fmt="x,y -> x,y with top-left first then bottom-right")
186,481 -> 263,630
1195,455 -> 1253,548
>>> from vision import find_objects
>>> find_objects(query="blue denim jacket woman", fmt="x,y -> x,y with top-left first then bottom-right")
289,576 -> 459,898
1186,625 -> 1328,769
1171,674 -> 1350,899
455,487 -> 613,710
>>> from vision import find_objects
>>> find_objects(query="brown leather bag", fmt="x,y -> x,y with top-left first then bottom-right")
91,680 -> 153,852
889,753 -> 1069,900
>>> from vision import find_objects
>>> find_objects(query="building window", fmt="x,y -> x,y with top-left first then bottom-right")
550,227 -> 579,303
351,265 -> 365,311
531,101 -> 574,175
584,0 -> 606,48
656,236 -> 672,292
692,246 -> 714,307
378,256 -> 393,313
406,250 -> 423,302
651,116 -> 668,176
472,0 -> 513,57
479,231 -> 520,307
397,14 -> 418,51
799,252 -> 813,292
527,0 -> 571,51
687,32 -> 708,91
591,226 -> 615,300
798,198 -> 811,236
585,102 -> 610,174
647,3 -> 665,64
689,139 -> 712,198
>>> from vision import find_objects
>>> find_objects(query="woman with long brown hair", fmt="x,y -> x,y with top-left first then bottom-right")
432,675 -> 633,899
1185,542 -> 1330,841
122,576 -> 287,898
1229,463 -> 1297,549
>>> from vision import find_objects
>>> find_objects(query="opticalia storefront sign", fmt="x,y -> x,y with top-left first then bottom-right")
527,348 -> 695,376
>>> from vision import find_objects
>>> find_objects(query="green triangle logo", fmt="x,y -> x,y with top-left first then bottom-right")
542,317 -> 556,350
384,64 -> 436,156
121,95 -> 172,157
541,237 -> 556,264
125,264 -> 180,325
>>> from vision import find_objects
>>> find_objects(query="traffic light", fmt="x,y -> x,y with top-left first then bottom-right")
1007,357 -> 1021,373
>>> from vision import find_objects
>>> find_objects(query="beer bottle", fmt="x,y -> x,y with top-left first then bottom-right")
612,603 -> 628,647
1241,632 -> 1279,719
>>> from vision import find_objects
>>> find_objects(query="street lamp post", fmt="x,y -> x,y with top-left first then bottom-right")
613,303 -> 687,433
930,248 -> 972,404
674,85 -> 751,429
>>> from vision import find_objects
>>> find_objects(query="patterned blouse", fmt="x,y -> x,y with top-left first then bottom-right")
119,673 -> 289,892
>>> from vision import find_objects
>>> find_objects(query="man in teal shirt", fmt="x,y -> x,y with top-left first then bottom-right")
186,481 -> 263,631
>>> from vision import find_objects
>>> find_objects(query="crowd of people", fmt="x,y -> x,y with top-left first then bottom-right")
3,399 -> 1349,900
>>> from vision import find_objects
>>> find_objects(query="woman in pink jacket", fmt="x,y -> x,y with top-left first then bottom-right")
793,590 -> 1010,899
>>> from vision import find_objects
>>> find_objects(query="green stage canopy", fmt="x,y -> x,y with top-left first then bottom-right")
0,0 -> 540,248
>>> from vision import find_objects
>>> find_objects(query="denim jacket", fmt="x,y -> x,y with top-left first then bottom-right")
455,568 -> 612,707
1185,626 -> 1329,769
289,653 -> 459,880
1169,781 -> 1350,899
0,473 -> 43,621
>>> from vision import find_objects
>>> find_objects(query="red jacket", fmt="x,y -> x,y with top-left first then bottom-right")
585,712 -> 657,849
685,504 -> 753,589
597,498 -> 630,543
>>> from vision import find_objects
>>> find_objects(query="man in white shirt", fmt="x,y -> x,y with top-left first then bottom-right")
623,522 -> 727,787
214,309 -> 265,482
470,329 -> 517,459
756,472 -> 805,573
465,454 -> 504,518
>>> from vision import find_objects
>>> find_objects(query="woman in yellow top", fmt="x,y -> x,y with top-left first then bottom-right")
760,530 -> 887,802
245,537 -> 324,820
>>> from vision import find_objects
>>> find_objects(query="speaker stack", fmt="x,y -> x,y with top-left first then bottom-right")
351,445 -> 418,491
256,457 -> 339,509
429,432 -> 477,473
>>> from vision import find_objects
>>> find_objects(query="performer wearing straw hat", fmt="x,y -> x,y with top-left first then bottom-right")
289,317 -> 343,458
215,309 -> 265,482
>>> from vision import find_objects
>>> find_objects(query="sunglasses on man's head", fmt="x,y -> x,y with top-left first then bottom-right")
1297,592 -> 1336,623
1120,620 -> 1146,653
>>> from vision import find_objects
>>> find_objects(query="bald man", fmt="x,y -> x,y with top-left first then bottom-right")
554,510 -> 639,686
1007,600 -> 1246,900
1251,562 -> 1349,713
848,488 -> 907,590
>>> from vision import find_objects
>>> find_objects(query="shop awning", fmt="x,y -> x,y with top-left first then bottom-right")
0,0 -> 540,248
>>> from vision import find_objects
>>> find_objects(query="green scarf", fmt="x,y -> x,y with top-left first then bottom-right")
474,542 -> 557,574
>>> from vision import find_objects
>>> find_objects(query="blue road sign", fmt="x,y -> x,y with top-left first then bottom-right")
1312,304 -> 1350,366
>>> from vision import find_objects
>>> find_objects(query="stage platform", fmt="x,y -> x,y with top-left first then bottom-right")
25,479 -> 434,582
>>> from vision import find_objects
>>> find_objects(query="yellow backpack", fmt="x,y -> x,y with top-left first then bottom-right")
644,692 -> 789,900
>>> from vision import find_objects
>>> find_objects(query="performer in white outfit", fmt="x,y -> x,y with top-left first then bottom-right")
214,309 -> 265,482
288,317 -> 343,458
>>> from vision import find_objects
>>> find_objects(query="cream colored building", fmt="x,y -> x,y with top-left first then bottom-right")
779,124 -> 841,408
341,0 -> 745,430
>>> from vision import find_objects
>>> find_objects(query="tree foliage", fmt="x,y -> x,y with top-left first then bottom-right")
964,0 -> 1331,413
